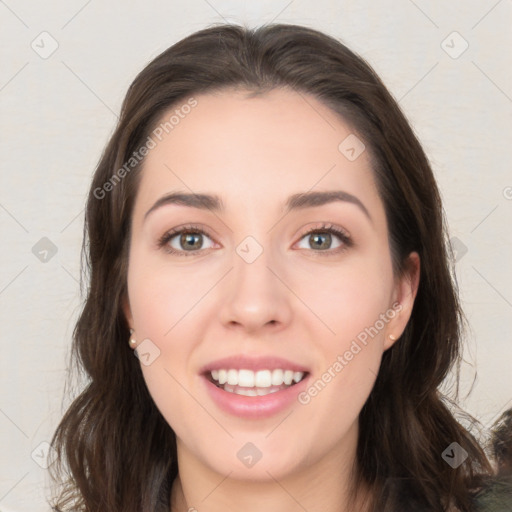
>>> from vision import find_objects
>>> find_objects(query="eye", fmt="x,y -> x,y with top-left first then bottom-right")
157,224 -> 217,256
157,222 -> 352,257
295,223 -> 352,254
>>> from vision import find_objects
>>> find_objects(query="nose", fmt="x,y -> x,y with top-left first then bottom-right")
218,244 -> 293,334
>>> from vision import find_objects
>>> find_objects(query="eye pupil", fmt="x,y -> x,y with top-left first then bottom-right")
310,233 -> 331,250
181,233 -> 202,250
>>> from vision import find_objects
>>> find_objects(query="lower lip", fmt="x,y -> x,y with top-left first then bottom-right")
202,375 -> 310,419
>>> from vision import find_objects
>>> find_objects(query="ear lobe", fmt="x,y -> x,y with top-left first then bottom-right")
122,294 -> 133,328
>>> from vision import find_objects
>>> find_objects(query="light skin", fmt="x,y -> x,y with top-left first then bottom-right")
123,87 -> 420,512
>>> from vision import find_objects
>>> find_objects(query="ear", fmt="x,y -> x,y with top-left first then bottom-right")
384,251 -> 420,350
122,294 -> 134,329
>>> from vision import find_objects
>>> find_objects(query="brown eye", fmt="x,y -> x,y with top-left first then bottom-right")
296,226 -> 350,253
177,232 -> 204,251
307,232 -> 333,251
158,226 -> 217,256
168,231 -> 215,253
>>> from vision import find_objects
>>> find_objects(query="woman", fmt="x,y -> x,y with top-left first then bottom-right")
50,23 -> 512,511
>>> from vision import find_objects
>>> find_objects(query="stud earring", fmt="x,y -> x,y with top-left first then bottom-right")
129,329 -> 137,347
389,334 -> 397,341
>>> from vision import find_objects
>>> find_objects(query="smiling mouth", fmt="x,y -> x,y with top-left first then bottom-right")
205,368 -> 308,397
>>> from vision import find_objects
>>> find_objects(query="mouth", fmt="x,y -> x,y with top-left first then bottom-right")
199,356 -> 311,418
205,368 -> 308,397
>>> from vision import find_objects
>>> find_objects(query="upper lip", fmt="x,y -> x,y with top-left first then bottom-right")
199,355 -> 310,374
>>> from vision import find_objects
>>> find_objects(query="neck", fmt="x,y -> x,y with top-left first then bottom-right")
170,422 -> 370,512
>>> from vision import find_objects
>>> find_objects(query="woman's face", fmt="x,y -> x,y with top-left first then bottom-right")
124,87 -> 419,481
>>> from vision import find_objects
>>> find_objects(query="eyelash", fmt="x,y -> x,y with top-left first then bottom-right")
157,222 -> 353,257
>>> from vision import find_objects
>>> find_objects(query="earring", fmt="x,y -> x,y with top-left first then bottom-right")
129,329 -> 137,347
389,334 -> 397,341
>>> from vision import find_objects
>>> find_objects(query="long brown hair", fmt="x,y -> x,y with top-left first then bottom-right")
50,23 -> 497,511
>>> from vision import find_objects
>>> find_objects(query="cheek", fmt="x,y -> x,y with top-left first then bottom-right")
296,252 -> 394,342
126,250 -> 217,428
127,251 -> 211,338
295,282 -> 387,448
296,252 -> 392,406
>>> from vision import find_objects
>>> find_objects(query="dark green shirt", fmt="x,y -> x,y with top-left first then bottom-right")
473,477 -> 512,511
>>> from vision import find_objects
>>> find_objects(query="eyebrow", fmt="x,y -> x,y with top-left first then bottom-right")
144,193 -> 224,221
144,190 -> 371,222
286,191 -> 371,221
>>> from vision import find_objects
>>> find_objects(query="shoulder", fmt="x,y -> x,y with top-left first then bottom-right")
471,476 -> 512,512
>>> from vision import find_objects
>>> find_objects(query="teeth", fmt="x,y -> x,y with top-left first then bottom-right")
283,370 -> 293,385
255,370 -> 272,387
293,371 -> 303,383
238,369 -> 255,387
240,388 -> 258,396
224,383 -> 290,397
209,368 -> 305,390
271,369 -> 284,386
227,369 -> 238,386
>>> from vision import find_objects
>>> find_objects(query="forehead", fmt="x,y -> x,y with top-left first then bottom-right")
134,87 -> 381,219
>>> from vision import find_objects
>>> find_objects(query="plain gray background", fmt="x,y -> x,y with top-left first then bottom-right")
1,1 -> 511,510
